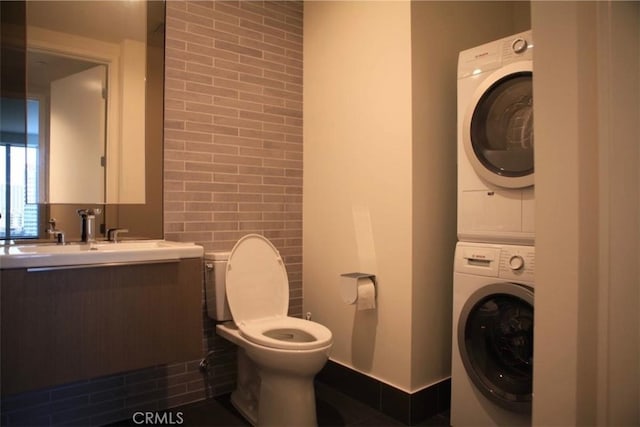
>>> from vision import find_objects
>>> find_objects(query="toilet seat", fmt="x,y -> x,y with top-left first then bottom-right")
226,234 -> 333,351
239,316 -> 333,350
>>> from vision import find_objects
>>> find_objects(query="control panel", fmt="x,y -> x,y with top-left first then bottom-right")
501,32 -> 533,65
498,246 -> 535,282
455,242 -> 535,283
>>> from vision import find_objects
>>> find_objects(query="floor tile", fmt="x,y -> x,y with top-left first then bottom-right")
107,383 -> 450,426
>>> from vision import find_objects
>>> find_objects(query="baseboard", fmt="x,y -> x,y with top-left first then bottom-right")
316,360 -> 451,425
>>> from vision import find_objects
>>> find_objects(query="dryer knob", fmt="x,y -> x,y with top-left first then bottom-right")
512,38 -> 529,54
508,255 -> 525,271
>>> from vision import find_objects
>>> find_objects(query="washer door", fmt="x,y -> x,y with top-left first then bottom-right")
463,61 -> 534,189
458,282 -> 534,413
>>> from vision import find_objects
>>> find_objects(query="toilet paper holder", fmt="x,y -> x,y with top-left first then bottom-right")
340,272 -> 376,305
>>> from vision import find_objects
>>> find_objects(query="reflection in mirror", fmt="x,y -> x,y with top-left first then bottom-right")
28,54 -> 106,205
27,0 -> 146,205
0,0 -> 164,242
38,56 -> 107,204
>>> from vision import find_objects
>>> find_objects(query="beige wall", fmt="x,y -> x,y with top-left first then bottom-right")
532,4 -> 596,422
304,1 -> 528,392
532,1 -> 640,425
410,0 -> 529,391
304,0 -> 415,389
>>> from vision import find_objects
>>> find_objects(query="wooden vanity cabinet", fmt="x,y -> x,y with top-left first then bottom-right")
0,257 -> 203,395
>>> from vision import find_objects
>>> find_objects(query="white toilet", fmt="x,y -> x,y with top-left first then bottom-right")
205,234 -> 333,427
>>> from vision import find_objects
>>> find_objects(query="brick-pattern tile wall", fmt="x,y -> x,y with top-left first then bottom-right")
0,361 -> 214,426
163,0 -> 304,317
0,2 -> 304,425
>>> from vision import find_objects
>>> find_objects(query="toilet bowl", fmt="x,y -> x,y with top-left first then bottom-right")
205,234 -> 333,427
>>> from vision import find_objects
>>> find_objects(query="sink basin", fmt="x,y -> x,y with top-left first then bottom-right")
0,240 -> 204,269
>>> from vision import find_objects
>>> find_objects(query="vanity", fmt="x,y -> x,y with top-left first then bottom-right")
0,241 -> 204,396
0,0 -> 205,399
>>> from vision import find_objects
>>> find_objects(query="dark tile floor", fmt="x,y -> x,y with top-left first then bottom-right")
112,382 -> 450,426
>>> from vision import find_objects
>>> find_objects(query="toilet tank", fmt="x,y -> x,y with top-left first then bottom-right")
204,252 -> 232,321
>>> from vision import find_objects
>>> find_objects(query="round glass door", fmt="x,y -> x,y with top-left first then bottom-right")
458,283 -> 534,413
471,72 -> 533,178
463,61 -> 534,188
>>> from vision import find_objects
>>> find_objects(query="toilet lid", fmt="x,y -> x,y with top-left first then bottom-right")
225,234 -> 289,324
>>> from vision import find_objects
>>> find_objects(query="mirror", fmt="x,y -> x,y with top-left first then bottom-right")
0,0 -> 164,241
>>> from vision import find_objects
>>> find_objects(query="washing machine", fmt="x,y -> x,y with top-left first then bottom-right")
458,31 -> 535,245
451,241 -> 534,426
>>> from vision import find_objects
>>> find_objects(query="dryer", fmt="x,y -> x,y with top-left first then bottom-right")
458,31 -> 535,245
451,242 -> 534,426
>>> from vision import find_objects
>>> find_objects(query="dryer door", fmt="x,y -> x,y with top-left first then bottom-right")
463,61 -> 534,189
458,282 -> 534,413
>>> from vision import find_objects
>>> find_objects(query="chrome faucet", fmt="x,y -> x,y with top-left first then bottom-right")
46,218 -> 65,244
107,228 -> 129,243
77,208 -> 102,243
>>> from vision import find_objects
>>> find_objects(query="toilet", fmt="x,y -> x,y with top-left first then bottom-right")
205,234 -> 333,427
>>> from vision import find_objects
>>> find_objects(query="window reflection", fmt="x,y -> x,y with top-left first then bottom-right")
0,138 -> 39,238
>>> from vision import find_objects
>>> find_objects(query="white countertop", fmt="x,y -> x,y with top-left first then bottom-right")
0,240 -> 204,269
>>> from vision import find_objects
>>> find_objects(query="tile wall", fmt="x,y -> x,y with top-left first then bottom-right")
0,2 -> 304,425
163,1 -> 304,319
162,0 -> 305,408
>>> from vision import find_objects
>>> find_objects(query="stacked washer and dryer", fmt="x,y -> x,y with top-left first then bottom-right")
452,31 -> 535,426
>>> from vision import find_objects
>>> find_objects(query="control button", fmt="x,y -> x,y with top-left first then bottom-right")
508,255 -> 525,271
512,38 -> 528,54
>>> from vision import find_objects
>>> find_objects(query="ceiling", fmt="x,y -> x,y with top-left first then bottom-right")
27,0 -> 147,43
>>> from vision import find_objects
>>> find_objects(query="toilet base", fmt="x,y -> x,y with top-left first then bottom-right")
230,364 -> 319,427
230,389 -> 258,426
230,348 -> 260,426
256,371 -> 318,427
217,322 -> 329,427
